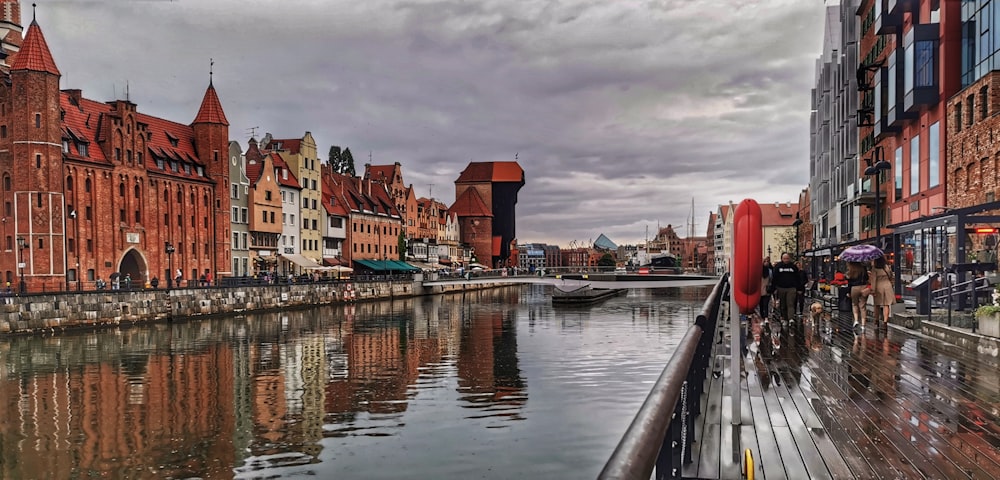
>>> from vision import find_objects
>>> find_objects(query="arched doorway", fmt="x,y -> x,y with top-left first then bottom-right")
118,248 -> 148,287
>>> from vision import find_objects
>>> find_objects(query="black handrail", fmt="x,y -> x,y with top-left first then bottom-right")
598,275 -> 728,480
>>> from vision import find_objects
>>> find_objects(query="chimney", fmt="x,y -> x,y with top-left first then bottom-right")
65,89 -> 82,107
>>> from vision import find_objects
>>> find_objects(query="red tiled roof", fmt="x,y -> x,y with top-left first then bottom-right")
11,21 -> 59,75
245,140 -> 266,185
324,169 -> 401,218
321,174 -> 350,217
760,203 -> 798,227
191,83 -> 229,126
60,91 -> 213,183
366,164 -> 398,183
268,138 -> 301,154
456,161 -> 524,184
450,188 -> 492,217
269,152 -> 302,189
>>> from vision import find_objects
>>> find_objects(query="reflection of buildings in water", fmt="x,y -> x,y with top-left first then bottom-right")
456,305 -> 526,418
0,346 -> 237,479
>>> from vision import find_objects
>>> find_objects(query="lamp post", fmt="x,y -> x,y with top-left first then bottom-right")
68,208 -> 79,291
864,145 -> 892,247
165,242 -> 175,289
792,213 -> 803,260
16,236 -> 26,294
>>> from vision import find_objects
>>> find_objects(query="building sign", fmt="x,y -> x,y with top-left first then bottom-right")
126,233 -> 140,244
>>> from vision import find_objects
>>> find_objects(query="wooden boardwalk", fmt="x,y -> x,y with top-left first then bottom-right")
683,298 -> 1000,480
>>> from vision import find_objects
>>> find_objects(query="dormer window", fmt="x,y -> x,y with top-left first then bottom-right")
62,140 -> 70,153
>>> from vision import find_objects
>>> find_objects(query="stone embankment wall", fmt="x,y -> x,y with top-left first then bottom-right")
0,279 -> 513,335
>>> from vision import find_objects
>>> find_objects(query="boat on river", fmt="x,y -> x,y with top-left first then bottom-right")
552,284 -> 626,306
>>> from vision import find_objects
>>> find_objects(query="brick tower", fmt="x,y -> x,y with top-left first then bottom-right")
7,17 -> 65,291
191,74 -> 232,278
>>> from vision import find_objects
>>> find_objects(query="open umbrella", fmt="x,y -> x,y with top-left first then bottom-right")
839,244 -> 883,262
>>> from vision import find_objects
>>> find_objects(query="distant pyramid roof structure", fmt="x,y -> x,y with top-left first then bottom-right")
594,233 -> 617,251
11,20 -> 59,75
192,82 -> 229,125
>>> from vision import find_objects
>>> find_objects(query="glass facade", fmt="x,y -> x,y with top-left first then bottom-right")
910,135 -> 920,195
929,122 -> 940,187
962,0 -> 1000,86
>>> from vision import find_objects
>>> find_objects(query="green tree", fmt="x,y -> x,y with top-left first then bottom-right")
342,148 -> 356,176
598,253 -> 616,267
398,231 -> 407,261
774,228 -> 798,260
328,145 -> 342,172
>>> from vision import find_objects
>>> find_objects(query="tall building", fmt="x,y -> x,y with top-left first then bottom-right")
451,162 -> 524,268
267,133 -> 322,266
6,13 -> 231,290
810,1 -> 860,252
229,141 -> 250,277
245,139 -> 282,276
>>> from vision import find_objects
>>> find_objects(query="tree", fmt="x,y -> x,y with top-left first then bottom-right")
774,228 -> 798,259
598,253 -> 616,267
328,145 -> 342,172
398,231 -> 407,261
341,148 -> 356,176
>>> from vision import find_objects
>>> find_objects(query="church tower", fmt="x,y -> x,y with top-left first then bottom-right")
7,15 -> 66,290
191,71 -> 232,277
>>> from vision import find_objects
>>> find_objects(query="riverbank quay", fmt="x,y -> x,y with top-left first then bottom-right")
0,274 -> 521,336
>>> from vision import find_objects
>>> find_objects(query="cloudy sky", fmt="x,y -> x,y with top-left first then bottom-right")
39,0 -> 826,246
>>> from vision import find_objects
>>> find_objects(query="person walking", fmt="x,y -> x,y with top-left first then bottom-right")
759,257 -> 773,319
870,257 -> 895,329
769,252 -> 801,324
846,261 -> 870,334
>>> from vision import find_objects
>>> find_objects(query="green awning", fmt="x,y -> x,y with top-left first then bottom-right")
352,259 -> 420,272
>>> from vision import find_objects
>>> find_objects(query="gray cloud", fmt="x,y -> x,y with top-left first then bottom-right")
41,0 -> 824,246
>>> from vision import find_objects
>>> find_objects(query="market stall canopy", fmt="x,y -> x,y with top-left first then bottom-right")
280,253 -> 324,270
353,259 -> 420,272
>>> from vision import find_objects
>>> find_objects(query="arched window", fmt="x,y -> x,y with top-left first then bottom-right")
134,185 -> 140,198
177,190 -> 183,204
66,176 -> 74,191
190,192 -> 195,204
3,174 -> 10,192
85,177 -> 91,193
119,183 -> 125,197
203,193 -> 208,207
164,189 -> 169,202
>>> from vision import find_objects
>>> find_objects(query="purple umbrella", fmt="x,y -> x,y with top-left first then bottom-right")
839,244 -> 884,262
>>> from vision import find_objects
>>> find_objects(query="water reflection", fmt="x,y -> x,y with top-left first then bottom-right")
0,284 -> 709,479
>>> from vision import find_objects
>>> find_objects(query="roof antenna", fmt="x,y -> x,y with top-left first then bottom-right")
515,152 -> 518,160
209,58 -> 214,86
246,126 -> 258,140
125,80 -> 129,102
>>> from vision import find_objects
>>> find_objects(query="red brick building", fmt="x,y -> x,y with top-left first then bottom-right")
452,162 -> 524,268
1,15 -> 231,291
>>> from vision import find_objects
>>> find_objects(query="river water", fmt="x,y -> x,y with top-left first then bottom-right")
0,283 -> 713,479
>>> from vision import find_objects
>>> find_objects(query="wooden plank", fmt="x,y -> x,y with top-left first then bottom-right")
777,395 -> 832,480
720,424 -> 741,480
750,396 -> 786,480
697,424 -> 722,479
772,426 -> 810,480
740,424 -> 765,480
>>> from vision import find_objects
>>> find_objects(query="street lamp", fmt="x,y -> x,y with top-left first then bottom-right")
68,208 -> 79,291
792,213 -> 803,260
165,242 -> 175,289
864,145 -> 892,247
16,236 -> 26,294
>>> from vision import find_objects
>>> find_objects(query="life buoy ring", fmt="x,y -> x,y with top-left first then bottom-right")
732,199 -> 763,314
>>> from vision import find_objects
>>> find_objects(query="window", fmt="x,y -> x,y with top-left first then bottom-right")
303,218 -> 308,229
281,191 -> 286,202
37,238 -> 43,249
127,150 -> 133,164
4,236 -> 8,251
233,232 -> 239,247
262,211 -> 268,222
291,214 -> 295,225
86,206 -> 92,220
241,208 -> 248,223
63,139 -> 70,153
177,214 -> 182,227
177,191 -> 183,203
929,122 -> 940,188
232,183 -> 239,199
34,113 -> 40,128
119,183 -> 125,197
115,148 -> 121,162
241,232 -> 248,249
910,135 -> 920,195
270,211 -> 275,223
914,42 -> 934,88
312,199 -> 317,210
956,103 -> 963,132
87,239 -> 93,253
67,176 -> 74,191
1,126 -> 6,138
894,146 -> 903,200
232,207 -> 238,222
312,219 -> 317,230
78,143 -> 88,157
36,193 -> 41,207
119,209 -> 125,222
2,175 -> 7,192
35,154 -> 41,169
134,185 -> 140,198
135,210 -> 141,222
265,190 -> 272,201
982,86 -> 990,120
164,213 -> 168,226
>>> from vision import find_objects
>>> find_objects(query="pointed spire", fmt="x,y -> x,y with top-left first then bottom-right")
192,80 -> 229,126
10,14 -> 59,75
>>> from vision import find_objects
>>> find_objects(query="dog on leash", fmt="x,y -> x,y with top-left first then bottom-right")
809,302 -> 825,324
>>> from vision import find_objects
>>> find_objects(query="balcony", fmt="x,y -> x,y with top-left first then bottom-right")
856,178 -> 888,206
903,24 -> 939,112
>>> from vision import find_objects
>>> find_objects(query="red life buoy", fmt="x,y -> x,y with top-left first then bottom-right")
732,199 -> 763,314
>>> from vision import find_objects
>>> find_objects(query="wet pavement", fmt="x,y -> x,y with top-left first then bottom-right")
685,297 -> 1000,480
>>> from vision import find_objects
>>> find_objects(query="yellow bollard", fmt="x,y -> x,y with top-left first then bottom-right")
743,448 -> 754,480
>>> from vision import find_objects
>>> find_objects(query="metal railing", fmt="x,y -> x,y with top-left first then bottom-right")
598,274 -> 728,480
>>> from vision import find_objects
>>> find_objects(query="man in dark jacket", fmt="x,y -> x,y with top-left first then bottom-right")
769,252 -> 802,323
